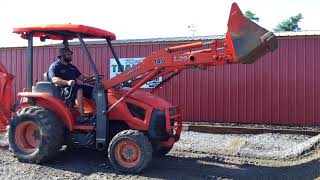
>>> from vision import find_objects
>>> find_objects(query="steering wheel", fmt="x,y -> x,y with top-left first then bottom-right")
83,75 -> 104,85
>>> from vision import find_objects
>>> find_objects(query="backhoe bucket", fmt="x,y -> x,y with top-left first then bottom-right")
0,63 -> 14,133
225,3 -> 278,64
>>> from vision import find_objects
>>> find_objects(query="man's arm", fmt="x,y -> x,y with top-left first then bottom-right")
48,63 -> 75,87
52,77 -> 75,86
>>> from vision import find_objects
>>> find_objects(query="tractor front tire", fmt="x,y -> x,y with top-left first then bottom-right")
108,130 -> 152,174
8,106 -> 63,164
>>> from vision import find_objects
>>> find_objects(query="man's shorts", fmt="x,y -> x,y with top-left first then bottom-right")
62,84 -> 93,100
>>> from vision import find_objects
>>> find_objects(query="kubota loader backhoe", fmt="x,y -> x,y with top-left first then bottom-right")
0,3 -> 277,173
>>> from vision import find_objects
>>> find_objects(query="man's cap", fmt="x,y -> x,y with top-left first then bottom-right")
58,47 -> 73,58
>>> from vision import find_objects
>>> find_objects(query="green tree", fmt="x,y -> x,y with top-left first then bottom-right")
244,10 -> 260,22
274,13 -> 303,32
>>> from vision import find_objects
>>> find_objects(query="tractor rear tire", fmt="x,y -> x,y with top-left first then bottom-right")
108,130 -> 152,174
152,144 -> 173,157
8,106 -> 63,164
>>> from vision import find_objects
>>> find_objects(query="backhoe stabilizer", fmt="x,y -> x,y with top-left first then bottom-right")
0,63 -> 14,132
226,3 -> 278,64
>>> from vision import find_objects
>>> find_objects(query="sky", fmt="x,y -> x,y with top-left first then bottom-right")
1,0 -> 320,47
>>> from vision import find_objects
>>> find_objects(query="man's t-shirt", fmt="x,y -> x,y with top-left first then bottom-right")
48,59 -> 81,87
48,59 -> 93,99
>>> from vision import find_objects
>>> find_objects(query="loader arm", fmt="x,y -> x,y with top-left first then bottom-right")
102,3 -> 278,110
104,39 -> 235,90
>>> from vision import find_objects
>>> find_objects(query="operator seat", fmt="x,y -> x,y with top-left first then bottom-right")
31,72 -> 62,98
43,72 -> 49,81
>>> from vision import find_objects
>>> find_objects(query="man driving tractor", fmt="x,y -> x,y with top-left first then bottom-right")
48,47 -> 93,118
0,3 -> 278,174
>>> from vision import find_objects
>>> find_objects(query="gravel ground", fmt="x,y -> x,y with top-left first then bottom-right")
0,132 -> 320,179
175,132 -> 320,160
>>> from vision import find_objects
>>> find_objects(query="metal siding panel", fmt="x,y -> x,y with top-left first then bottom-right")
206,67 -> 212,121
288,40 -> 298,125
229,64 -> 239,122
315,39 -> 320,125
38,47 -> 45,81
88,47 -> 96,75
222,65 -> 230,122
202,68 -> 209,121
198,70 -> 204,121
134,45 -> 140,57
179,70 -> 188,121
16,49 -> 20,100
266,52 -> 273,124
279,39 -> 289,125
88,47 -> 95,75
253,60 -> 262,124
193,70 -> 199,121
84,47 -> 92,74
8,50 -> 16,99
103,46 -> 110,80
216,66 -> 224,122
20,49 -> 27,97
261,53 -> 270,124
126,45 -> 134,58
238,64 -> 246,123
271,43 -> 280,124
71,47 -> 81,73
7,50 -> 13,84
296,39 -> 306,125
207,67 -> 215,122
11,50 -> 17,103
171,72 -> 180,108
305,39 -> 315,125
184,69 -> 192,121
246,63 -> 255,123
34,48 -> 39,81
93,47 -> 100,75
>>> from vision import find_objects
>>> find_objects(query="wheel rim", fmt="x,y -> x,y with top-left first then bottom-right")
15,121 -> 41,154
115,140 -> 142,168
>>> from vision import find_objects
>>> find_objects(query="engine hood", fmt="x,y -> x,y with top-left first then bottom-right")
109,88 -> 173,111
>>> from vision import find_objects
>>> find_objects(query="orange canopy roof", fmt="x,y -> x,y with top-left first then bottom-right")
13,24 -> 116,40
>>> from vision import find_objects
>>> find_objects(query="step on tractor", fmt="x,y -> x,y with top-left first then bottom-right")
0,3 -> 277,173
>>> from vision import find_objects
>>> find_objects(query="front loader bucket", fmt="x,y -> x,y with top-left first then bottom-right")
225,3 -> 278,64
0,63 -> 14,133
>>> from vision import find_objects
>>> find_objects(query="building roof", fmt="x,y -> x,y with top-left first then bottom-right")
64,31 -> 320,46
65,35 -> 224,46
275,30 -> 320,37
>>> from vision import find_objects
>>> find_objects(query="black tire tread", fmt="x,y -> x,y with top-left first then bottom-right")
9,106 -> 63,164
108,129 -> 152,174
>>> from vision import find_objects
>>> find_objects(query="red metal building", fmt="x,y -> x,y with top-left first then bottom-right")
1,32 -> 320,126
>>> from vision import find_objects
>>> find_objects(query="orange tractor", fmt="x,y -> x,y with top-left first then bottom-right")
0,3 -> 277,173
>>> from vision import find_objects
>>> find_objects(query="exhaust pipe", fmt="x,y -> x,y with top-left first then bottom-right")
225,3 -> 278,64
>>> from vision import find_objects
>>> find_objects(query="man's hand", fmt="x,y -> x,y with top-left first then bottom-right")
67,80 -> 75,87
79,74 -> 89,82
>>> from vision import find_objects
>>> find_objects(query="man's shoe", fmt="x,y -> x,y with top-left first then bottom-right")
76,114 -> 93,124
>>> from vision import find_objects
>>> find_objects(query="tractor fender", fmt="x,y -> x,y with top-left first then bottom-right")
17,92 -> 74,131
